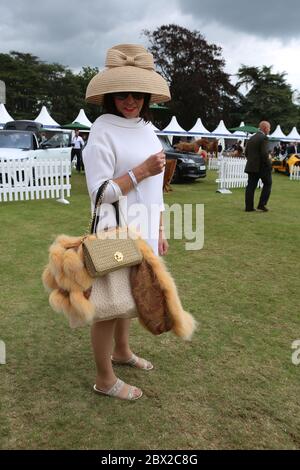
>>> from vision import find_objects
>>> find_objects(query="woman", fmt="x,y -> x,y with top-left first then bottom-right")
83,44 -> 171,401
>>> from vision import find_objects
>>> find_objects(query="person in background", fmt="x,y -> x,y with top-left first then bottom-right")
232,140 -> 243,157
273,145 -> 280,157
236,140 -> 243,156
244,121 -> 272,212
81,134 -> 88,147
71,129 -> 85,172
40,132 -> 47,144
280,142 -> 287,156
287,142 -> 298,156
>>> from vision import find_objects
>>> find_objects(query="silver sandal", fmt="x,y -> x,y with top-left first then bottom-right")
111,353 -> 154,371
93,378 -> 143,401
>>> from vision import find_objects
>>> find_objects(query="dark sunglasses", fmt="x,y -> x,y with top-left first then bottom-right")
113,92 -> 145,100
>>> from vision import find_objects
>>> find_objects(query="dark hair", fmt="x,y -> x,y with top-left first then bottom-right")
102,93 -> 152,122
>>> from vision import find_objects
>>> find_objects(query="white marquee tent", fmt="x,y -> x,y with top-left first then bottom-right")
211,120 -> 232,138
34,106 -> 60,128
285,126 -> 300,142
188,118 -> 211,137
270,124 -> 286,140
0,103 -> 13,128
72,109 -> 92,127
159,116 -> 188,136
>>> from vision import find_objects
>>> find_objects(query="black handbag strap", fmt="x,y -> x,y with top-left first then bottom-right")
90,180 -> 119,234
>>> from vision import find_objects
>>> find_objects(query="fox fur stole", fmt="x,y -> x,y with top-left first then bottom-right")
42,234 -> 196,340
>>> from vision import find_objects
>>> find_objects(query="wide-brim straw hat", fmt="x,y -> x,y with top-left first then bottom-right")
85,44 -> 171,105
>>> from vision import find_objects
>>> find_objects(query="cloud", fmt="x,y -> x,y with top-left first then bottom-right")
0,0 -> 186,69
188,19 -> 300,93
178,0 -> 300,39
0,0 -> 300,93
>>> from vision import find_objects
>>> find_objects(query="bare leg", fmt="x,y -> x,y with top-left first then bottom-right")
113,318 -> 132,358
113,318 -> 153,370
91,319 -> 142,398
91,319 -> 116,389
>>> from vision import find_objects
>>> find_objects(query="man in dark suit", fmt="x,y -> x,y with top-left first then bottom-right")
287,142 -> 298,156
245,121 -> 272,212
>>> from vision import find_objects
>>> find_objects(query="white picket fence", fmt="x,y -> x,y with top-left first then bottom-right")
208,157 -> 220,170
216,157 -> 262,192
290,165 -> 300,180
0,157 -> 71,202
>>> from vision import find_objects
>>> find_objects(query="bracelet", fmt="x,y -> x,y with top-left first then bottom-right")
128,169 -> 138,188
128,169 -> 142,202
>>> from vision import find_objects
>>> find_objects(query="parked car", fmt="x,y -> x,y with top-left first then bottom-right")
0,128 -> 72,186
0,129 -> 72,159
158,135 -> 206,182
4,120 -> 43,133
4,119 -> 72,148
272,153 -> 300,175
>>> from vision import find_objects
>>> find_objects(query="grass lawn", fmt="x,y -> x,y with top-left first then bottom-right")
0,170 -> 300,450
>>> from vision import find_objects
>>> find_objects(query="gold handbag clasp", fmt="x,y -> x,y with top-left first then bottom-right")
114,252 -> 124,262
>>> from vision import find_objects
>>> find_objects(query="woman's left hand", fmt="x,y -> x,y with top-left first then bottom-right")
158,232 -> 169,256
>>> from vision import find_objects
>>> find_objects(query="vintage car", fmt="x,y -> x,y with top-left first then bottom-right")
158,135 -> 206,183
272,154 -> 300,175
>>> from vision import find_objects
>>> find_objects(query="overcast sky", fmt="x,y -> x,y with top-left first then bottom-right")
1,0 -> 300,95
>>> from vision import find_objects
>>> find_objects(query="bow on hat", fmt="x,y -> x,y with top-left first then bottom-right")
105,49 -> 154,70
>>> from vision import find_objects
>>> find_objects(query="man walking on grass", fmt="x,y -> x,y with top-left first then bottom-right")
245,120 -> 272,212
71,129 -> 85,172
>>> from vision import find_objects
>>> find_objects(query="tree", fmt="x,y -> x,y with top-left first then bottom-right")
236,65 -> 299,133
77,66 -> 100,123
143,24 -> 241,130
0,51 -> 44,119
0,51 -> 96,124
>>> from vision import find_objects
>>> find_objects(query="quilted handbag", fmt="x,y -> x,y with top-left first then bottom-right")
82,181 -> 143,278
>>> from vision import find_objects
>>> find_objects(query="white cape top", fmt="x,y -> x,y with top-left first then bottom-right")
83,114 -> 165,254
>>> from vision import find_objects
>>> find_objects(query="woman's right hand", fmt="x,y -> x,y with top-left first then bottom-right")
139,151 -> 166,177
